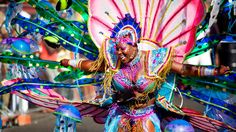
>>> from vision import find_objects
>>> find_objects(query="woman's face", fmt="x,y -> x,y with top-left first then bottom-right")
116,42 -> 137,64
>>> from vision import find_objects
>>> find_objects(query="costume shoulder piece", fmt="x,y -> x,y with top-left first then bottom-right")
144,47 -> 173,78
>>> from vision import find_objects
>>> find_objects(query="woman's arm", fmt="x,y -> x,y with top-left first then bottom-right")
60,59 -> 105,72
171,61 -> 230,76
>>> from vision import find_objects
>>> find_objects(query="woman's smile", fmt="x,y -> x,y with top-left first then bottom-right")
119,54 -> 126,60
118,51 -> 129,63
116,42 -> 137,64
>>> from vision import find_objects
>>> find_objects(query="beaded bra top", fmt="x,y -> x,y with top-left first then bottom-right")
112,48 -> 172,93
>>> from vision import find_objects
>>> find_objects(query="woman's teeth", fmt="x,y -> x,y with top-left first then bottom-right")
120,54 -> 126,60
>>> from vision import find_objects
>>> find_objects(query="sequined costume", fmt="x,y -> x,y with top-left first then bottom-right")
106,48 -> 173,131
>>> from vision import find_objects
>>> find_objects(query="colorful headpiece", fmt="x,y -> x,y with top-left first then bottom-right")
110,14 -> 141,46
116,31 -> 135,46
89,0 -> 205,63
103,14 -> 141,70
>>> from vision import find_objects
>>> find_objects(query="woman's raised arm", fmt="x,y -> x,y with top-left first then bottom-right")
60,59 -> 105,72
171,61 -> 230,76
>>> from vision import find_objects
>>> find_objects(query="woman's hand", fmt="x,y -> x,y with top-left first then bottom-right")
216,65 -> 230,75
60,59 -> 70,67
60,59 -> 101,72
